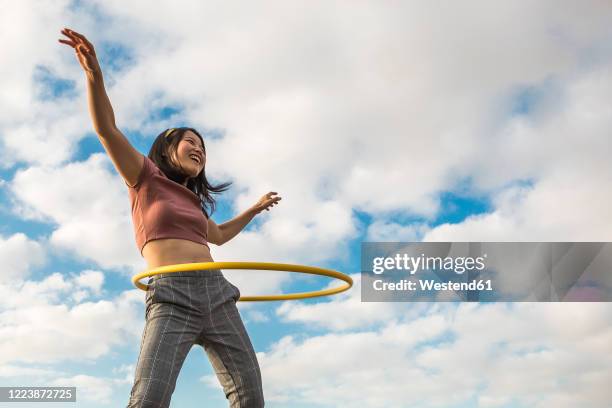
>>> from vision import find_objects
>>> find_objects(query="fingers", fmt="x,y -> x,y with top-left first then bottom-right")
61,27 -> 82,41
60,28 -> 78,43
64,28 -> 96,55
265,196 -> 282,210
266,192 -> 281,200
253,192 -> 282,214
59,28 -> 95,54
58,30 -> 77,48
64,28 -> 85,41
266,197 -> 281,205
58,39 -> 76,47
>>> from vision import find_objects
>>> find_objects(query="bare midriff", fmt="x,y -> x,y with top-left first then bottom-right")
142,238 -> 214,269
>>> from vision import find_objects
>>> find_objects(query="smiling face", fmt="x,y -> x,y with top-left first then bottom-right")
169,130 -> 206,180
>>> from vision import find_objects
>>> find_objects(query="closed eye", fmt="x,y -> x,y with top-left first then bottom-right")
187,139 -> 204,150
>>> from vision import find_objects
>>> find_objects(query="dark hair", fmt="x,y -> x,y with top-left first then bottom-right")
148,127 -> 231,218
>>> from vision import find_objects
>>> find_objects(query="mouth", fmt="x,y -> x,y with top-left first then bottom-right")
189,154 -> 202,165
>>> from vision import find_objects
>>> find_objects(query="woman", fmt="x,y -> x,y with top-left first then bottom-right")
59,27 -> 279,408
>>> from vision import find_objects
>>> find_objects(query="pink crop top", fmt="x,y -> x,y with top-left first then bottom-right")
126,155 -> 209,255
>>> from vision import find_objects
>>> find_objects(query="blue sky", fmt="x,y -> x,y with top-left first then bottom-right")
1,1 -> 611,407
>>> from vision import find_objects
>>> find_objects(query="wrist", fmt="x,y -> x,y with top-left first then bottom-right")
246,206 -> 259,217
86,69 -> 103,83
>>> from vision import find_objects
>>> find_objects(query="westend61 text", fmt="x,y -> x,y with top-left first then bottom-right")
373,279 -> 493,291
372,253 -> 486,275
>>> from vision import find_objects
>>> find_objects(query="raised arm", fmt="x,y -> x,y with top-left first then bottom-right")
59,28 -> 143,187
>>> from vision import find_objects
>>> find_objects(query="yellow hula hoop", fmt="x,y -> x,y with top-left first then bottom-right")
132,261 -> 353,302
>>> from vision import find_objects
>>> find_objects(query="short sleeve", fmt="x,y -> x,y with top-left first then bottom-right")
125,155 -> 155,190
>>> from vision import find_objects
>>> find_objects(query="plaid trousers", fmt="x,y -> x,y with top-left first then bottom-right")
127,269 -> 264,407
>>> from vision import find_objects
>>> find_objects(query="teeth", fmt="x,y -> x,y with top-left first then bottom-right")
190,155 -> 200,163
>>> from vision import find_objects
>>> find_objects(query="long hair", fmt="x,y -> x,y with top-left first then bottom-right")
148,127 -> 231,218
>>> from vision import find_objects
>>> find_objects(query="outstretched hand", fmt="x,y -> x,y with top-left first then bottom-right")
250,192 -> 282,215
58,27 -> 101,75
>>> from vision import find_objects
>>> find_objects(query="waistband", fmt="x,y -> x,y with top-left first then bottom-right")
148,268 -> 223,283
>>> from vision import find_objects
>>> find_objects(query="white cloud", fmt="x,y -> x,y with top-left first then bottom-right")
423,166 -> 612,242
367,220 -> 431,242
49,374 -> 114,405
74,269 -> 104,295
9,154 -> 145,272
418,62 -> 612,242
0,272 -> 144,365
0,0 -> 95,168
244,310 -> 270,324
271,275 -> 612,407
0,233 -> 46,283
260,302 -> 612,407
0,364 -> 63,378
112,363 -> 136,385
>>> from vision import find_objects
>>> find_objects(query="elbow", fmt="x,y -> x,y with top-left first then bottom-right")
95,124 -> 119,140
217,226 -> 228,246
209,235 -> 226,246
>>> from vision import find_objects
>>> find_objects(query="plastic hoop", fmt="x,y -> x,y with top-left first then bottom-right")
132,261 -> 353,302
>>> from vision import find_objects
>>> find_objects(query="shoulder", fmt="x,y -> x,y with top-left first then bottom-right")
126,156 -> 161,189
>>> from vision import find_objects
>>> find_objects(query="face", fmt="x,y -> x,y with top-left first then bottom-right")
169,130 -> 206,179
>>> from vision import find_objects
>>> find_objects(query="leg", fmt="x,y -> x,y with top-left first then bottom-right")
128,278 -> 204,408
200,277 -> 264,407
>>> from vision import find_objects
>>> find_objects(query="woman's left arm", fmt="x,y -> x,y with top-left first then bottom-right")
215,192 -> 282,245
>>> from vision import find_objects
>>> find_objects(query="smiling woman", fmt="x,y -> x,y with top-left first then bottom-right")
125,127 -> 231,264
147,127 -> 219,205
58,27 -> 282,408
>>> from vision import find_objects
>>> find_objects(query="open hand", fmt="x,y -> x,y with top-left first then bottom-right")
250,192 -> 282,215
58,28 -> 101,75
